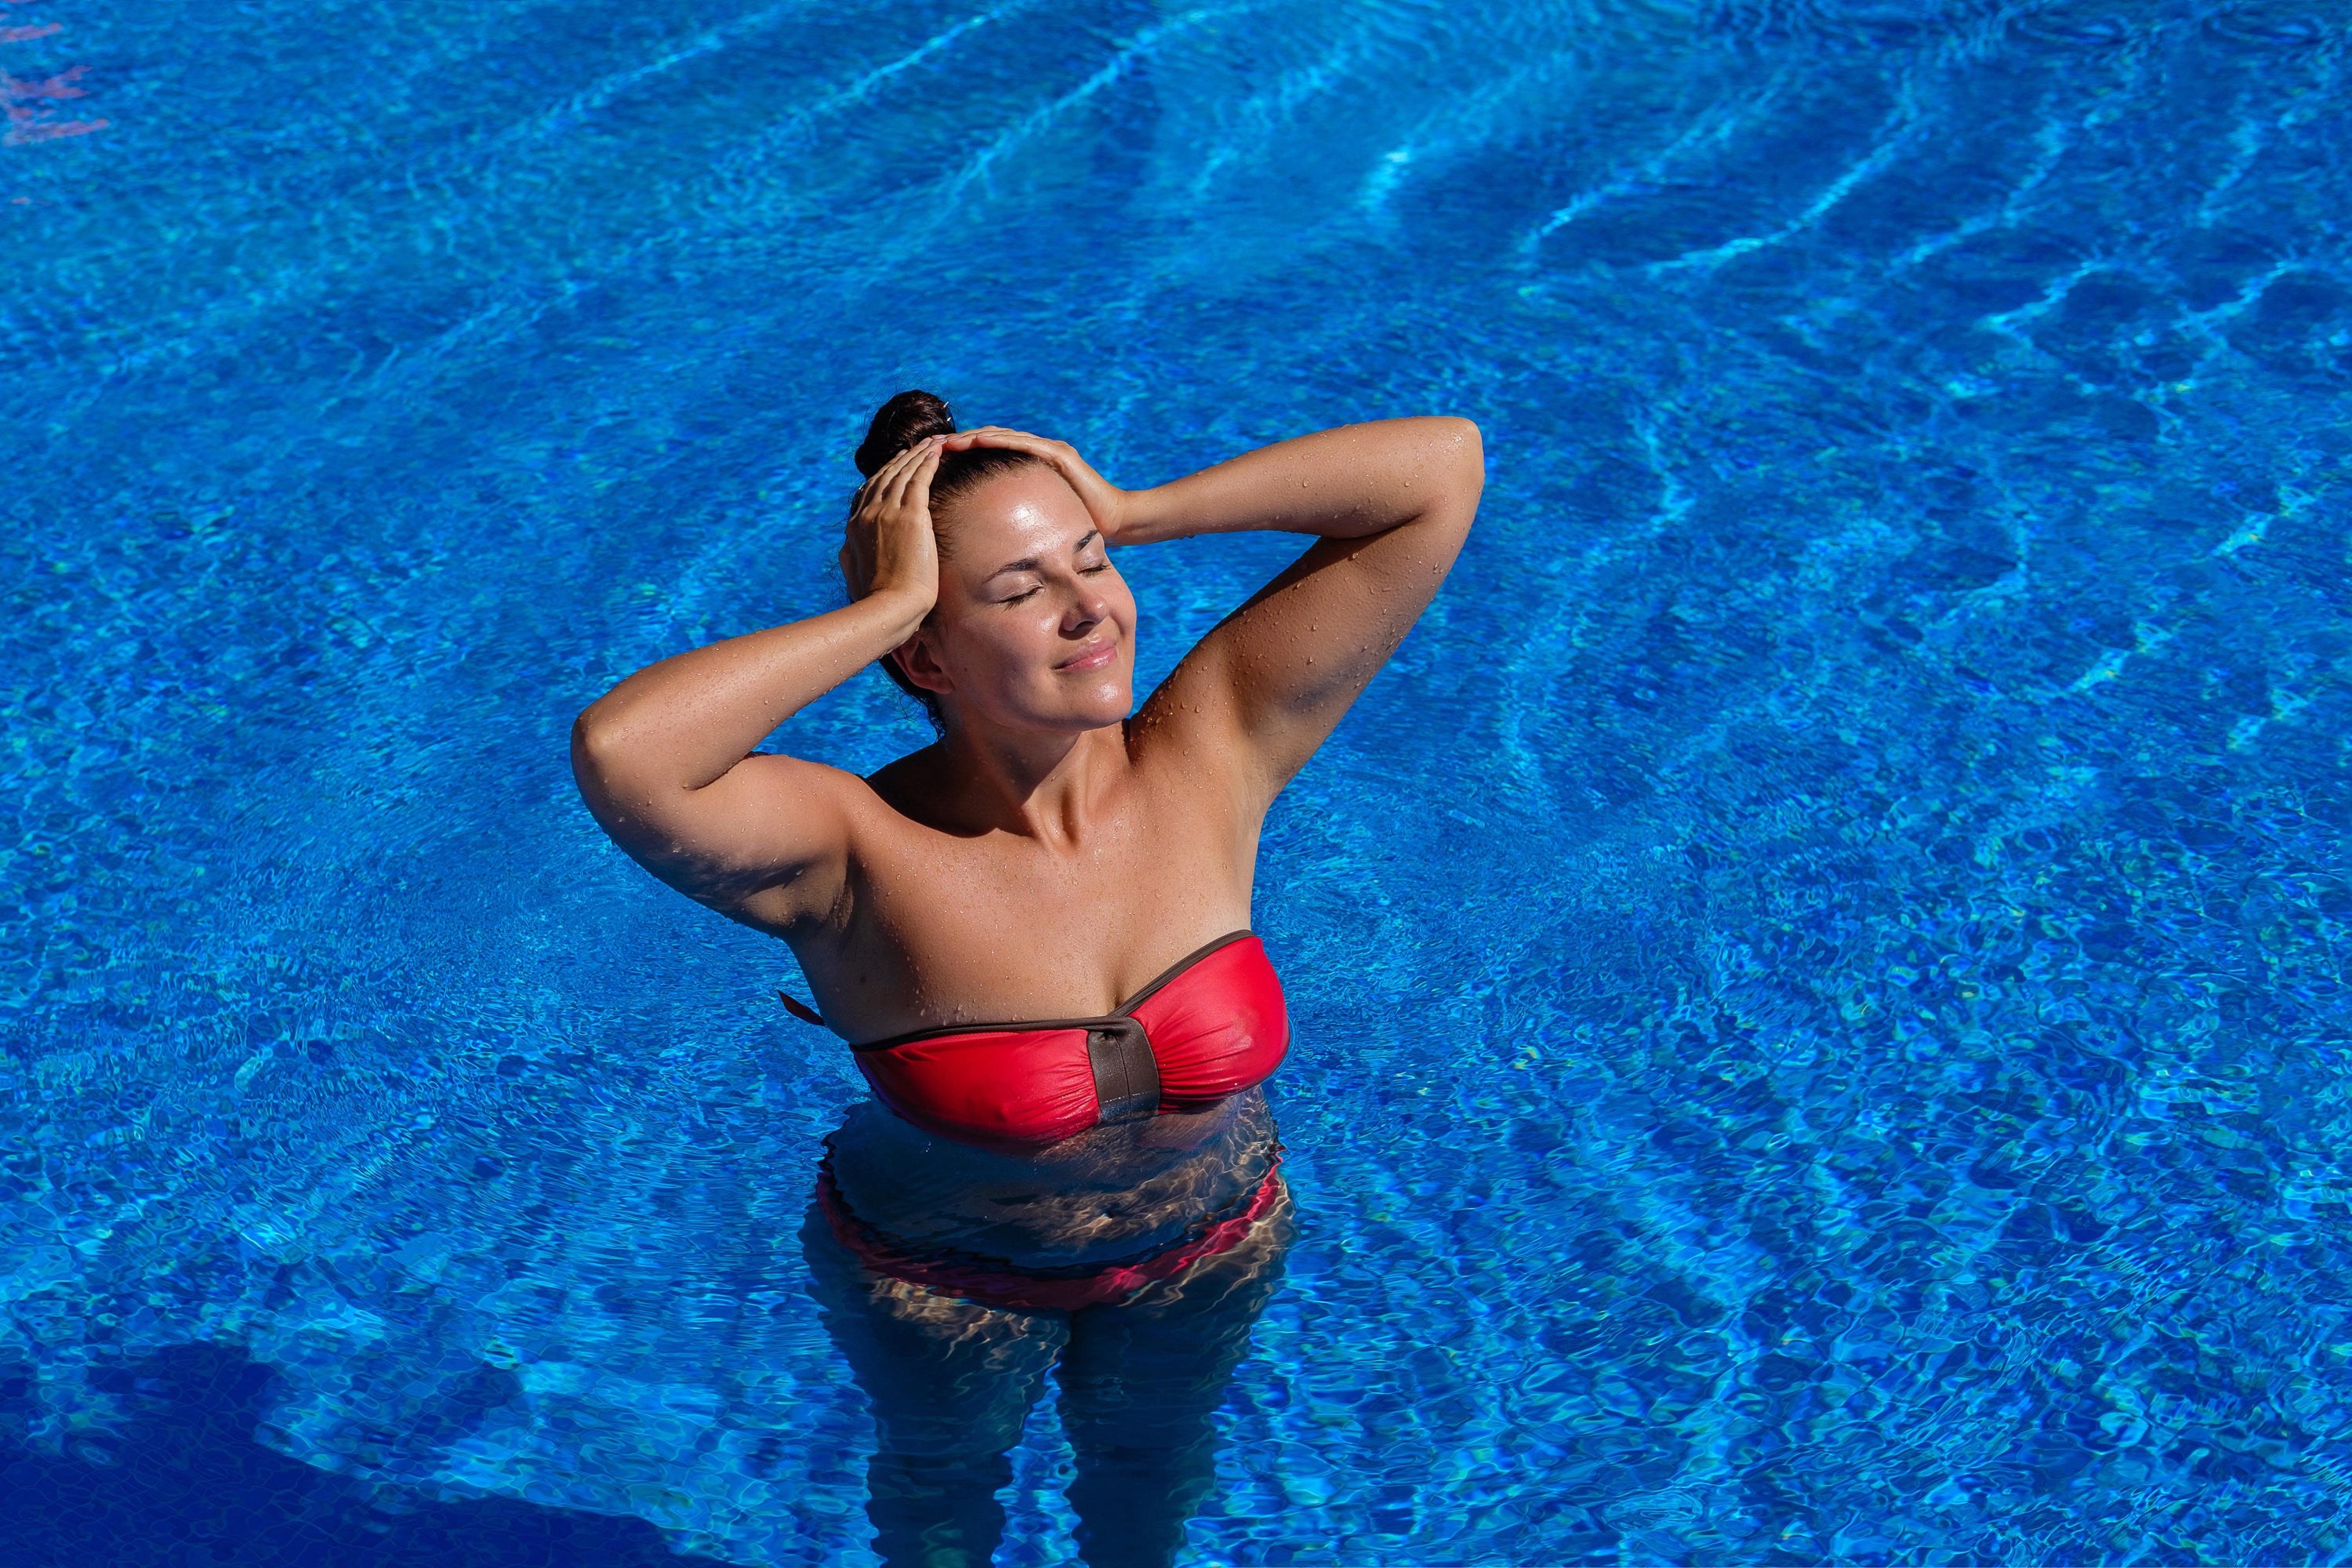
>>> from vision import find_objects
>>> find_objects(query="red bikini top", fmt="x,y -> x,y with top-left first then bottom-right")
843,931 -> 1289,1149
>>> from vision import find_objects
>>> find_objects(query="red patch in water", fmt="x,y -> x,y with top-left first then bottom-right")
5,104 -> 103,143
5,64 -> 83,99
3,9 -> 106,147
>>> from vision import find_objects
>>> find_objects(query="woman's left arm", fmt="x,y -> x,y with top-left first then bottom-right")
949,417 -> 1483,802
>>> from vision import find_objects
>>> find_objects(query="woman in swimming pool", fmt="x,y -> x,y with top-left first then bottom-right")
570,392 -> 1481,1567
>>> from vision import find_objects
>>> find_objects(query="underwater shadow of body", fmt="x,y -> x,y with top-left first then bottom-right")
0,1341 -> 718,1567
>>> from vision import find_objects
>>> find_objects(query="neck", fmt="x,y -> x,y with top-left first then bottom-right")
931,717 -> 1127,844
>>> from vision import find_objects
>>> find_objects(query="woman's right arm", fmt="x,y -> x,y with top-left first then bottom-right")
569,440 -> 943,920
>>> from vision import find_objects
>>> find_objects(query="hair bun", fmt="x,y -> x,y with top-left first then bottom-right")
854,390 -> 956,477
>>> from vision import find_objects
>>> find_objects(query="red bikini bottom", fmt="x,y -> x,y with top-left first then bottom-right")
814,1151 -> 1286,1312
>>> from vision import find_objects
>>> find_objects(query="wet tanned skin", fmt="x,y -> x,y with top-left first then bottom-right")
569,417 -> 1483,1050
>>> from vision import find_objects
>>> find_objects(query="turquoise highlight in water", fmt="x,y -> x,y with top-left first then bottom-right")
4,1 -> 2350,1562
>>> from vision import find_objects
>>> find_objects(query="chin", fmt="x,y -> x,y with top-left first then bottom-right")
1073,687 -> 1134,729
1054,677 -> 1134,731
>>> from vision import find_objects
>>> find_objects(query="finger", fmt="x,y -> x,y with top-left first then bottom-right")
962,426 -> 1098,489
947,425 -> 1043,451
1019,429 -> 1080,464
863,434 -> 937,492
954,429 -> 1068,470
858,437 -> 934,514
902,439 -> 943,518
880,436 -> 938,511
873,437 -> 932,492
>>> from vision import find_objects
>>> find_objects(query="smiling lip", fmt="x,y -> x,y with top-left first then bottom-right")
1058,639 -> 1118,672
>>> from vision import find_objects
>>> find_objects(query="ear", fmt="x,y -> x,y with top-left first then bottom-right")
892,629 -> 953,697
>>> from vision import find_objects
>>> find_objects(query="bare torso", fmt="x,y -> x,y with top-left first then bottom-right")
725,719 -> 1276,1261
728,713 -> 1256,1044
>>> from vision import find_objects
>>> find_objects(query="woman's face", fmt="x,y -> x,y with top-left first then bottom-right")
899,466 -> 1138,735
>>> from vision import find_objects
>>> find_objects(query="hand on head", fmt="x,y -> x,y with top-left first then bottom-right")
940,426 -> 1131,544
840,436 -> 944,609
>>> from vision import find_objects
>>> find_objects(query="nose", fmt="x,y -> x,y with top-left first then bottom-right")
1062,577 -> 1109,634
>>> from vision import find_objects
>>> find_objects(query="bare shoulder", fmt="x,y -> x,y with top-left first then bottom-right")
666,750 -> 903,932
1123,673 -> 1261,822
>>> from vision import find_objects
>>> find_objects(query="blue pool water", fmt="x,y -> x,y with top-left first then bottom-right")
5,0 -> 2350,1562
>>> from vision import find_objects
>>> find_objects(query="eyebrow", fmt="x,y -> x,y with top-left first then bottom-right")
982,530 -> 1101,584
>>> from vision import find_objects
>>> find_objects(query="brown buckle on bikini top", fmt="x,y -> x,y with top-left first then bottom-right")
1085,1018 -> 1160,1123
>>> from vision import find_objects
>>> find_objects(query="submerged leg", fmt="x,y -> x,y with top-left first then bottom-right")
801,1207 -> 1069,1568
1054,1187 -> 1295,1568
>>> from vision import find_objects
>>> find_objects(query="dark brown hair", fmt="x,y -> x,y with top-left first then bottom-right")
853,390 -> 1044,521
850,390 -> 1047,725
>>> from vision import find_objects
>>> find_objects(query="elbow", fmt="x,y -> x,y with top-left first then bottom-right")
572,706 -> 698,811
570,705 -> 626,786
1430,416 -> 1484,526
1443,416 -> 1484,476
569,710 -> 665,833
